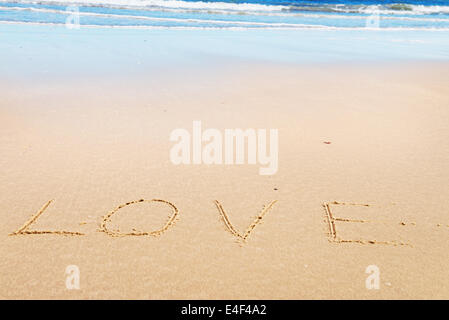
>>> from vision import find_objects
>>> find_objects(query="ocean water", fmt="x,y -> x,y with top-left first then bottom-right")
1,1 -> 449,79
1,0 -> 449,29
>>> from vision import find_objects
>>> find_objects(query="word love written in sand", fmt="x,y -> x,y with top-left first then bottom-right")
9,199 -> 448,246
9,199 -> 277,243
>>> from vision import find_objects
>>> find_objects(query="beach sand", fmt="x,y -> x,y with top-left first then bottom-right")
1,62 -> 449,299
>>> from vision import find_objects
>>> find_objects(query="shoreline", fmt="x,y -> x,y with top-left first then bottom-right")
2,22 -> 449,84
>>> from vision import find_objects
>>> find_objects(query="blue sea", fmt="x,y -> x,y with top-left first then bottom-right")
1,0 -> 449,79
1,0 -> 449,29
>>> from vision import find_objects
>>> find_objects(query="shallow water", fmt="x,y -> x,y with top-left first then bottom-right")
1,0 -> 449,29
1,23 -> 449,81
1,1 -> 448,80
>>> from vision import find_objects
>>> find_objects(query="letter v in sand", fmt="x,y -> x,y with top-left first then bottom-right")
214,200 -> 277,243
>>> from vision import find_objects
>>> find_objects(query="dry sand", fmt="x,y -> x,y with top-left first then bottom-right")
1,62 -> 449,299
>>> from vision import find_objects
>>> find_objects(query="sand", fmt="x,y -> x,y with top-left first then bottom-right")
1,62 -> 449,299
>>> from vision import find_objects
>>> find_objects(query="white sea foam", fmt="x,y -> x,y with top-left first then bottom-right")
0,6 -> 313,27
345,4 -> 449,15
2,0 -> 449,17
2,4 -> 448,23
0,0 -> 288,12
2,19 -> 449,31
1,0 -> 449,31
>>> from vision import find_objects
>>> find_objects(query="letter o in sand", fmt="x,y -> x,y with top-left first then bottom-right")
100,199 -> 179,237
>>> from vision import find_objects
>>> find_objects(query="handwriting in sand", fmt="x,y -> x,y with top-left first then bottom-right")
8,198 -> 449,246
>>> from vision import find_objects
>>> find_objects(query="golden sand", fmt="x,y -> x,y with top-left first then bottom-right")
1,63 -> 449,299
